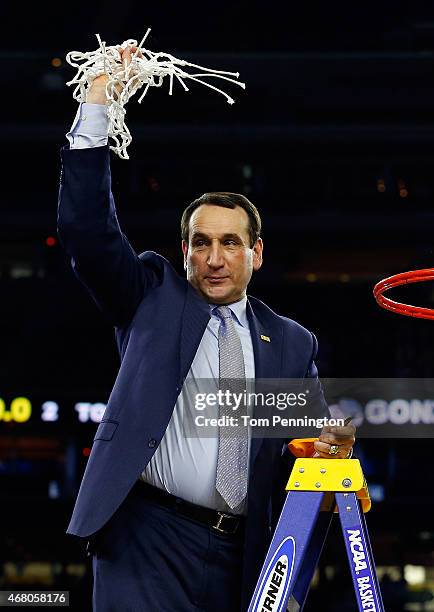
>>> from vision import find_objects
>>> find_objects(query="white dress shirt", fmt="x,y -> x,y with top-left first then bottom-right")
142,299 -> 254,515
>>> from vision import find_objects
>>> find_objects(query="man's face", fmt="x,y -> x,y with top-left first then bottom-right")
182,204 -> 263,304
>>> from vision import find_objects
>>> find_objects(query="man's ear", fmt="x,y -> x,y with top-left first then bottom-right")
181,240 -> 188,270
252,238 -> 263,271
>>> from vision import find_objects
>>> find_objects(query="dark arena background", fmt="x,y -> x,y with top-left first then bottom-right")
1,2 -> 434,610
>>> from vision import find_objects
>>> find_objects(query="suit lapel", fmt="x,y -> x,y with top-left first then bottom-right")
179,283 -> 211,384
247,298 -> 284,470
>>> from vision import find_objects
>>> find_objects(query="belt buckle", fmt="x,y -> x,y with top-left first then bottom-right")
212,511 -> 238,534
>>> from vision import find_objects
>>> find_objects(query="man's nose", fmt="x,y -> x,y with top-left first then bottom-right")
207,242 -> 225,268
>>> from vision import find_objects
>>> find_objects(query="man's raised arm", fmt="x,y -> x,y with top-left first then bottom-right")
57,46 -> 162,328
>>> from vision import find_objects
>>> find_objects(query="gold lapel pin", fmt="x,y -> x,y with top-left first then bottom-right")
260,334 -> 271,342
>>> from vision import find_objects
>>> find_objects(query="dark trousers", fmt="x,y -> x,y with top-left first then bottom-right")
91,483 -> 245,611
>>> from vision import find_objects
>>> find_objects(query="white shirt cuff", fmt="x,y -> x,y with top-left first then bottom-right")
66,103 -> 109,149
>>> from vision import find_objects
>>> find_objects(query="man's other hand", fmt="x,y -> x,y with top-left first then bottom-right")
86,45 -> 141,105
313,422 -> 356,459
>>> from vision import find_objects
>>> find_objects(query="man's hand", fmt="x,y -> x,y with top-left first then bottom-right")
313,421 -> 356,459
86,45 -> 140,105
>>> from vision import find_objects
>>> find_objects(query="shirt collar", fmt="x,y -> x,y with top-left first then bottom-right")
210,296 -> 248,328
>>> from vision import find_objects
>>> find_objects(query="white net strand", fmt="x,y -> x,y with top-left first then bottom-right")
65,30 -> 246,159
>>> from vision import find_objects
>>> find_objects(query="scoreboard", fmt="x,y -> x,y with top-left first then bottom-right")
0,396 -> 107,426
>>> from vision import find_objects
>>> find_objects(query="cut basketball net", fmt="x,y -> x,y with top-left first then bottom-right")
65,29 -> 246,159
374,268 -> 434,320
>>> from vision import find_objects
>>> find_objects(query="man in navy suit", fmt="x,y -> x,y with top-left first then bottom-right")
58,45 -> 355,612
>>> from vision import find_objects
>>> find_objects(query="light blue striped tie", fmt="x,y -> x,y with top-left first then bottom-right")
214,306 -> 248,510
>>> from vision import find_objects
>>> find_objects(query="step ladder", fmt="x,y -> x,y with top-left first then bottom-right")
248,458 -> 384,612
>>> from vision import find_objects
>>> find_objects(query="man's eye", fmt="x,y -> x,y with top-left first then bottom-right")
194,240 -> 205,247
224,240 -> 237,246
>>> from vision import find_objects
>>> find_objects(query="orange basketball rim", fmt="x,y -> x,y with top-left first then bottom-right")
373,268 -> 434,320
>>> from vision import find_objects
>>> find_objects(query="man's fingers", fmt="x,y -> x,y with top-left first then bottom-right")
321,424 -> 356,438
121,46 -> 132,64
314,440 -> 351,458
316,421 -> 356,459
131,46 -> 144,58
319,431 -> 355,446
120,46 -> 143,65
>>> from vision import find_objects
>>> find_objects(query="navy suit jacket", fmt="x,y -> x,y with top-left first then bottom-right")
57,145 -> 328,610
